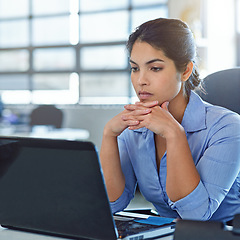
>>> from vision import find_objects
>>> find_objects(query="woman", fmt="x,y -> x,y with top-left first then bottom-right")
100,18 -> 240,223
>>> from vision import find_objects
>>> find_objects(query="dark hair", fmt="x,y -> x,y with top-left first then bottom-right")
127,18 -> 202,98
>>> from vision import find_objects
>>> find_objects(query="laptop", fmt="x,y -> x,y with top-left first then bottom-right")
0,136 -> 175,239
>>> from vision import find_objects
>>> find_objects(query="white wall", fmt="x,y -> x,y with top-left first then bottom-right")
206,0 -> 236,73
169,0 -> 237,74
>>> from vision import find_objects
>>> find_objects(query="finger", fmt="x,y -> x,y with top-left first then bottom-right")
161,101 -> 169,111
124,101 -> 158,111
124,104 -> 138,111
125,104 -> 145,111
123,107 -> 152,115
136,100 -> 159,108
125,120 -> 140,127
128,121 -> 145,130
121,108 -> 151,120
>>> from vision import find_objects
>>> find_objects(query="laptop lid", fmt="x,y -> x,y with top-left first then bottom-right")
0,136 -> 118,240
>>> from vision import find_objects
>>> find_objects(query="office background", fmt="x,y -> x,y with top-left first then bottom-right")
0,0 -> 239,149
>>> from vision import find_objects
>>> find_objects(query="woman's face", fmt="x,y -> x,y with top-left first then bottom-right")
130,41 -> 184,105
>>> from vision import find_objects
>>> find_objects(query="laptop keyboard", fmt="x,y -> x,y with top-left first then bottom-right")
114,216 -> 160,238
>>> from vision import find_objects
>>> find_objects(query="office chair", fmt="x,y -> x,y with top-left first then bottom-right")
197,67 -> 240,114
174,216 -> 240,240
29,105 -> 63,129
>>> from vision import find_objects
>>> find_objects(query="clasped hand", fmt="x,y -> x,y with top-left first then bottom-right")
121,100 -> 177,138
105,100 -> 181,138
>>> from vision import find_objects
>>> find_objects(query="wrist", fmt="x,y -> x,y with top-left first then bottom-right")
165,123 -> 185,142
103,124 -> 120,138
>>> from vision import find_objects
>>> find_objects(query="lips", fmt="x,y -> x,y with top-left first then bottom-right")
138,91 -> 153,100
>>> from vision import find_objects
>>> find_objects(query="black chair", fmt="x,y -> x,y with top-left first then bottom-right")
197,68 -> 240,114
174,215 -> 240,240
29,105 -> 63,129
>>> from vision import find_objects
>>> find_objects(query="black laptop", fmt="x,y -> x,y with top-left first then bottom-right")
0,136 -> 175,239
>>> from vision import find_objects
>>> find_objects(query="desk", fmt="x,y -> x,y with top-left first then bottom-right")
0,226 -> 66,240
0,227 -> 174,239
29,127 -> 90,140
0,127 -> 90,141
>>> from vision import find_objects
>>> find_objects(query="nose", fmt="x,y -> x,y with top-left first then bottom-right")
137,71 -> 149,86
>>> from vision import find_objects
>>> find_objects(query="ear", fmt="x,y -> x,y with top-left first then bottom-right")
181,61 -> 193,82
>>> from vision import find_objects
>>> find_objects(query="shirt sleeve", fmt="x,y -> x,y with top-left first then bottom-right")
110,187 -> 134,214
110,133 -> 137,214
169,114 -> 240,220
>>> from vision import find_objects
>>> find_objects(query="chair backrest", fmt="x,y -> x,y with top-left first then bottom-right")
29,105 -> 63,129
174,219 -> 239,240
197,68 -> 240,114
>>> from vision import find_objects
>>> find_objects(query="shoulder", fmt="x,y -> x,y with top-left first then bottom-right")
204,102 -> 240,132
194,96 -> 240,151
205,106 -> 240,148
183,91 -> 240,134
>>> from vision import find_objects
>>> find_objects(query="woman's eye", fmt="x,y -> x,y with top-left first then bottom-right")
131,67 -> 139,72
151,67 -> 162,72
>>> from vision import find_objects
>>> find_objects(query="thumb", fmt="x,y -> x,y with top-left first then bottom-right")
161,101 -> 169,111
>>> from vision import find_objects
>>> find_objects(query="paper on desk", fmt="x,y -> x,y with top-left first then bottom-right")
115,211 -> 150,219
134,216 -> 175,226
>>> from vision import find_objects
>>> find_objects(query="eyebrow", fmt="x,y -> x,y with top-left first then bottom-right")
129,58 -> 164,65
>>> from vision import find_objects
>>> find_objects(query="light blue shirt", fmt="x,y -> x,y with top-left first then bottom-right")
111,91 -> 240,222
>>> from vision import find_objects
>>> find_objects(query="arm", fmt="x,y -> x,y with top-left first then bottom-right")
165,124 -> 200,202
100,105 -> 153,202
100,127 -> 125,202
124,102 -> 240,220
123,101 -> 200,202
170,118 -> 240,220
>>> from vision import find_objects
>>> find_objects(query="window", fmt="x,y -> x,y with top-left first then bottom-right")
0,0 -> 168,105
205,0 -> 238,74
237,0 -> 240,66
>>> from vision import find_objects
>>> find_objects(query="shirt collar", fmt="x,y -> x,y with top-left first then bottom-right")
181,91 -> 207,132
133,127 -> 149,138
133,91 -> 207,135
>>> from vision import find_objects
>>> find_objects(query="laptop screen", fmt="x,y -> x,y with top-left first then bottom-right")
0,137 -> 117,240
